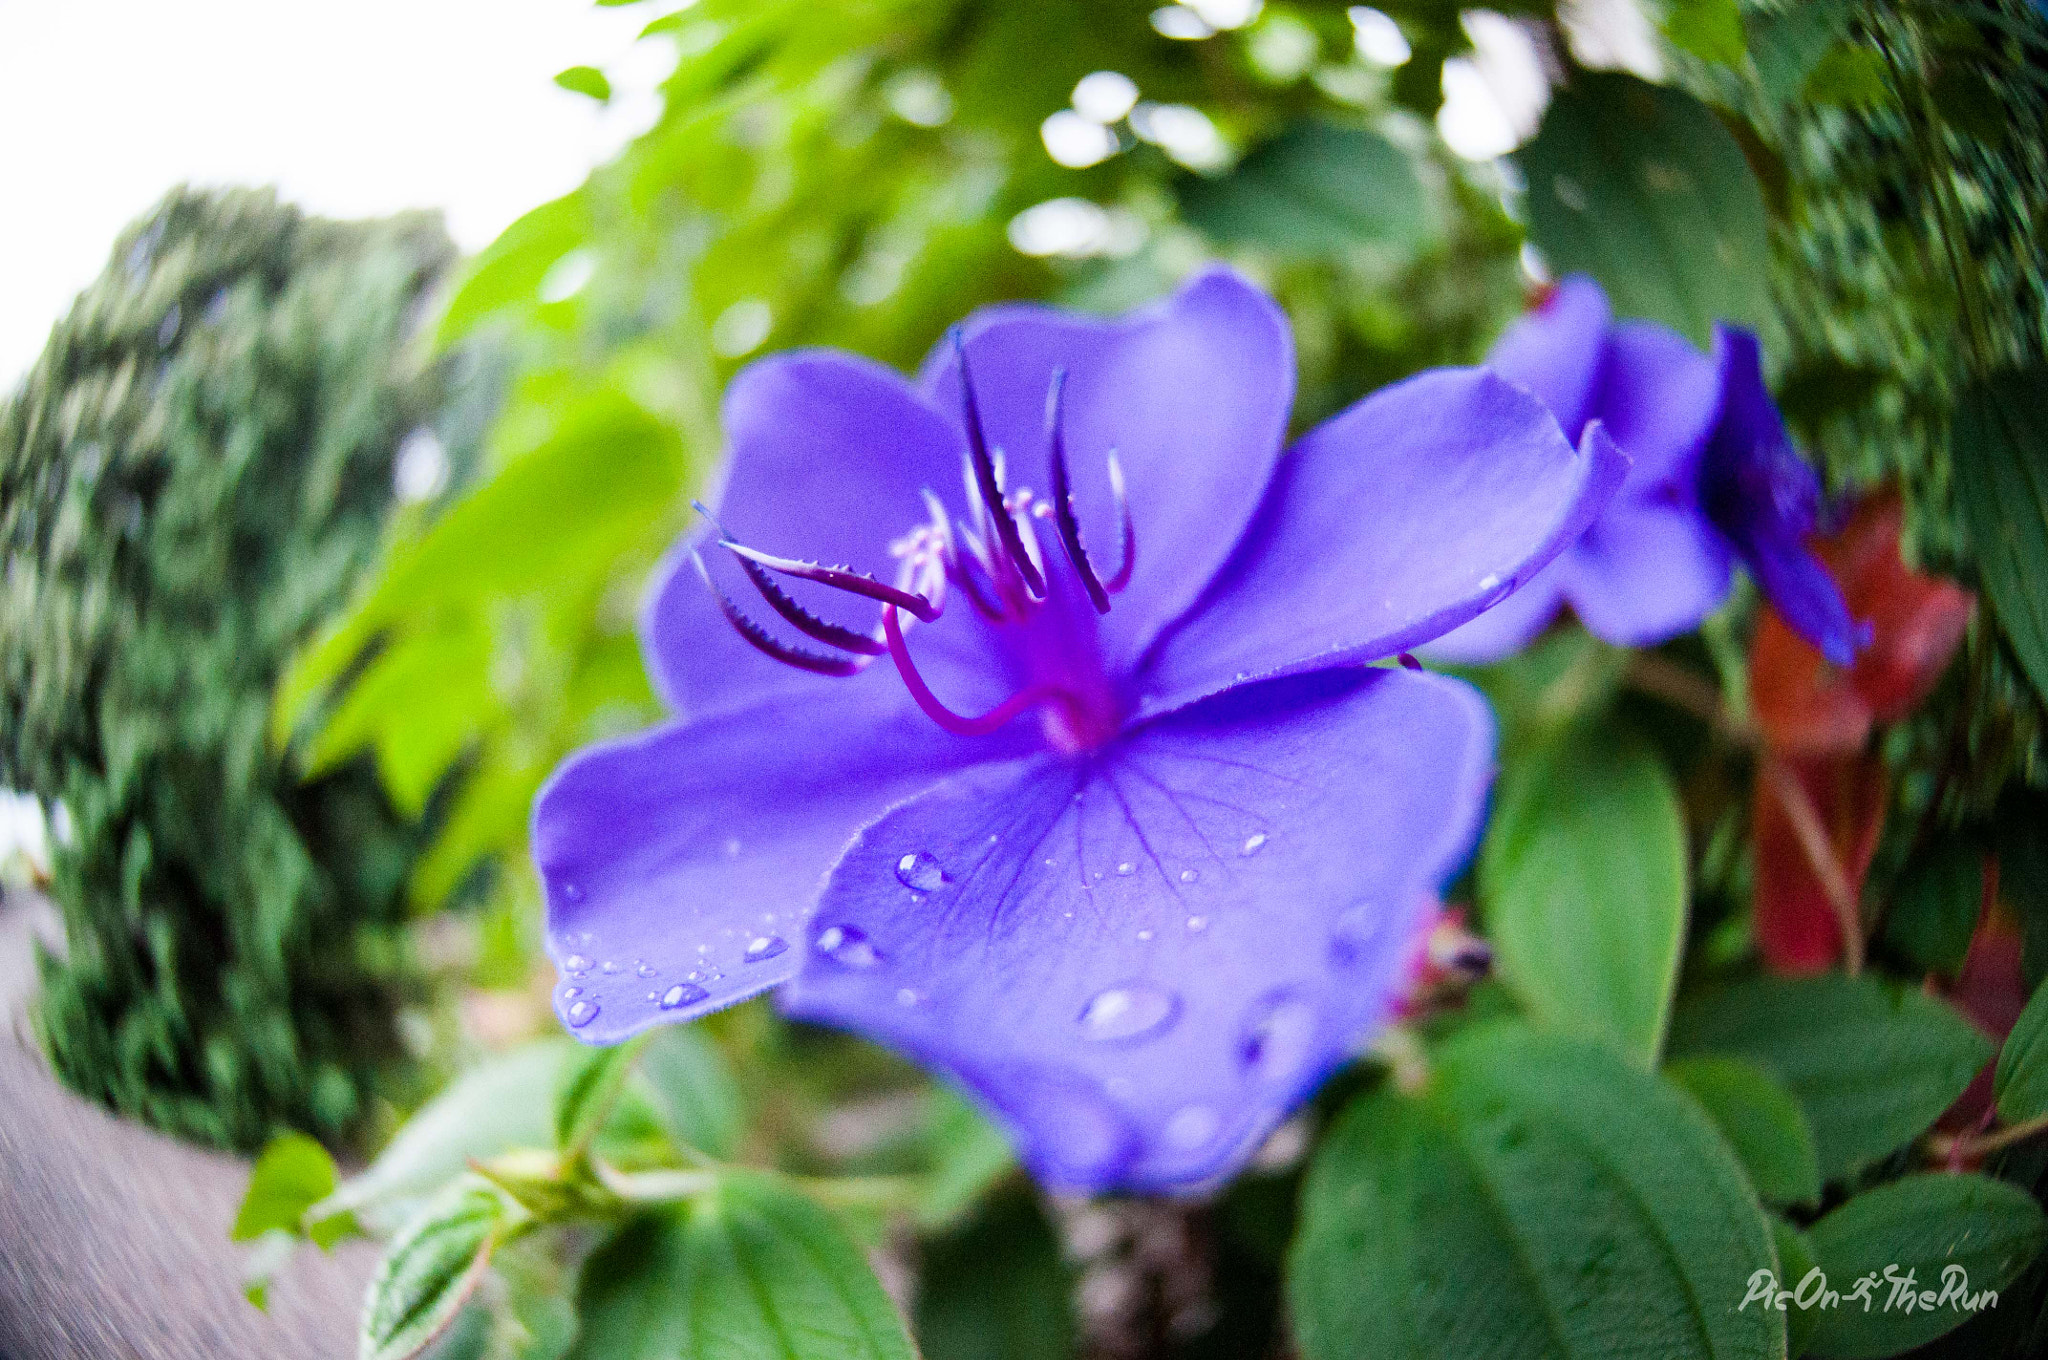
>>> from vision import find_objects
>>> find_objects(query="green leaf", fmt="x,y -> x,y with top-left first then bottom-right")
360,1183 -> 507,1360
568,1172 -> 916,1360
323,1041 -> 577,1231
634,1025 -> 744,1160
1480,721 -> 1688,1065
1748,0 -> 1854,105
1880,840 -> 1984,976
1769,1218 -> 1822,1358
234,1132 -> 340,1241
1662,0 -> 1747,68
1288,1022 -> 1782,1360
554,65 -> 612,103
1179,120 -> 1429,258
1666,1056 -> 1822,1207
916,1089 -> 1017,1230
1668,974 -> 1992,1183
1995,981 -> 2048,1124
916,1193 -> 1074,1360
1516,72 -> 1771,345
1803,45 -> 1893,110
1953,369 -> 2048,709
1804,1174 -> 2047,1359
556,1034 -> 648,1159
241,1228 -> 299,1311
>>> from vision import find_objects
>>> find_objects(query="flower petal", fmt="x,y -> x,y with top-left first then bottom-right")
1141,373 -> 1627,713
1595,320 -> 1720,491
1558,494 -> 1733,647
532,674 -> 1034,1044
1418,567 -> 1567,666
640,351 -> 967,717
918,266 -> 1294,673
1701,326 -> 1858,666
1487,275 -> 1610,437
782,668 -> 1494,1191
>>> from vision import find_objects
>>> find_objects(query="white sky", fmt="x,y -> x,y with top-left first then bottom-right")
0,0 -> 669,386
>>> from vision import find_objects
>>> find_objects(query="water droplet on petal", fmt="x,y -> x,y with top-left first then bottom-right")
1136,929 -> 1154,941
563,953 -> 592,973
1240,991 -> 1319,1083
1186,915 -> 1208,933
1477,573 -> 1516,610
1078,984 -> 1178,1041
635,961 -> 657,978
601,960 -> 622,974
744,935 -> 788,962
895,851 -> 948,892
1178,869 -> 1198,884
561,986 -> 582,999
723,837 -> 743,858
896,987 -> 921,1007
1240,833 -> 1268,857
559,881 -> 584,903
661,982 -> 708,1009
566,999 -> 600,1028
815,924 -> 881,968
1164,1104 -> 1221,1150
1116,861 -> 1134,876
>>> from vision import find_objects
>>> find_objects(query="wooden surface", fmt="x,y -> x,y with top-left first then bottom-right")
0,889 -> 371,1359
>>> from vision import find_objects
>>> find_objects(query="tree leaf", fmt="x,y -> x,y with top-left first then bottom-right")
1666,1056 -> 1822,1208
234,1132 -> 340,1241
1995,981 -> 2048,1124
1179,119 -> 1429,258
1880,840 -> 1984,977
1480,721 -> 1688,1065
635,1025 -> 744,1160
1747,0 -> 1854,105
360,1183 -> 507,1360
1803,1173 -> 2047,1359
1668,974 -> 1992,1182
1288,1021 -> 1783,1360
555,65 -> 613,103
1663,0 -> 1747,68
568,1172 -> 916,1360
1516,72 -> 1771,345
916,1192 -> 1074,1360
556,1034 -> 647,1159
322,1041 -> 577,1231
1953,369 -> 2048,709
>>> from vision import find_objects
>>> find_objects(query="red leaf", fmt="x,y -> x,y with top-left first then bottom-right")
1753,753 -> 1888,974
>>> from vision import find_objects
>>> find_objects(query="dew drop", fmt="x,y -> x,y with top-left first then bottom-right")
1116,861 -> 1135,876
1186,915 -> 1208,933
1178,869 -> 1198,884
566,999 -> 600,1028
1164,1104 -> 1221,1150
895,851 -> 948,892
600,960 -> 622,974
1240,833 -> 1268,857
561,986 -> 582,1000
563,953 -> 593,973
723,837 -> 743,858
661,982 -> 708,1009
896,987 -> 921,1007
1136,929 -> 1154,941
1477,573 -> 1516,610
635,961 -> 657,978
744,935 -> 788,963
815,924 -> 881,968
1240,991 -> 1319,1083
1078,984 -> 1178,1041
559,881 -> 584,903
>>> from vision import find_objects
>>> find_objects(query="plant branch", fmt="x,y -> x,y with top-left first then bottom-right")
1761,757 -> 1866,975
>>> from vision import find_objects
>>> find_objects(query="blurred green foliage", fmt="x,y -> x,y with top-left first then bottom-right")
0,187 -> 485,1149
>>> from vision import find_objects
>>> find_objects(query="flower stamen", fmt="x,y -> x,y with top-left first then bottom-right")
881,604 -> 1082,737
952,328 -> 1045,599
692,551 -> 874,676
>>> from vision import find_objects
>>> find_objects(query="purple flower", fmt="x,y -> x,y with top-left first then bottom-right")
1429,276 -> 1858,666
532,268 -> 1625,1190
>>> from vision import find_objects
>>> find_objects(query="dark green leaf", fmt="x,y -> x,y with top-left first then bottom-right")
916,1193 -> 1074,1360
1668,974 -> 1992,1182
569,1172 -> 916,1360
1748,0 -> 1854,105
1666,1056 -> 1822,1207
1996,981 -> 2048,1124
556,1035 -> 647,1158
1517,72 -> 1771,344
1480,722 -> 1688,1064
1179,120 -> 1429,258
1288,1022 -> 1782,1360
360,1184 -> 507,1360
1880,841 -> 1984,976
234,1132 -> 340,1241
917,1089 -> 1017,1230
1769,1218 -> 1822,1358
1953,369 -> 2048,709
554,65 -> 613,103
1663,0 -> 1747,68
635,1025 -> 744,1160
1802,45 -> 1893,109
1804,1174 -> 2046,1358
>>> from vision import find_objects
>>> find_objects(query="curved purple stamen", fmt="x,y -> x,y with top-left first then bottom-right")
952,328 -> 1045,599
728,548 -> 887,656
881,605 -> 1079,737
721,540 -> 942,623
1045,368 -> 1111,614
692,552 -> 872,676
1101,451 -> 1135,594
